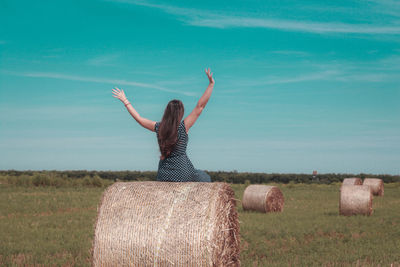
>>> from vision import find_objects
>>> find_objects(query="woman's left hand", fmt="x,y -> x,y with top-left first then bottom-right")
112,87 -> 128,103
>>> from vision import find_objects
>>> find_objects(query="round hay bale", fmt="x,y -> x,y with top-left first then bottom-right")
92,182 -> 240,266
242,185 -> 284,213
342,177 -> 362,186
339,185 -> 373,216
363,178 -> 384,196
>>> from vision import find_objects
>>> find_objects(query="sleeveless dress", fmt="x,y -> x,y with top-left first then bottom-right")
154,120 -> 210,182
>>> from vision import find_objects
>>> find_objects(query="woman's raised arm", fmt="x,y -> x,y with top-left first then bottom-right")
184,68 -> 215,133
112,87 -> 156,132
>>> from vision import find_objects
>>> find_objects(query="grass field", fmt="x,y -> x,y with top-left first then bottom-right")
1,181 -> 399,266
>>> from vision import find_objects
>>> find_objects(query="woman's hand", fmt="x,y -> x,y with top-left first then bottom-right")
205,68 -> 215,84
112,87 -> 129,104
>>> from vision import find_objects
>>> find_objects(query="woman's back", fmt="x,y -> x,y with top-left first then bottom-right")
155,120 -> 197,181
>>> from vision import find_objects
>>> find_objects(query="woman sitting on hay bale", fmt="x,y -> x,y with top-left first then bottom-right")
112,68 -> 215,182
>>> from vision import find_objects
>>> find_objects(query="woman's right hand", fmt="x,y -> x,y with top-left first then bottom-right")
205,68 -> 215,84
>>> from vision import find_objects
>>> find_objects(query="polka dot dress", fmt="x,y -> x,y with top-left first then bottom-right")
154,120 -> 197,182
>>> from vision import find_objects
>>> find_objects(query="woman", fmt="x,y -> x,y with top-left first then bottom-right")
112,68 -> 215,182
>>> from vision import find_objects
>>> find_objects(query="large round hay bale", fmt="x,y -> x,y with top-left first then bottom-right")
92,182 -> 240,266
363,178 -> 384,196
242,185 -> 284,213
342,177 -> 362,186
339,185 -> 373,216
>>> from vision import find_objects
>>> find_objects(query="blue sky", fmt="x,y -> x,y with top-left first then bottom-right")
0,0 -> 399,174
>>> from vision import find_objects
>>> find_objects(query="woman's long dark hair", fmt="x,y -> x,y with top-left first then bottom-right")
158,99 -> 184,160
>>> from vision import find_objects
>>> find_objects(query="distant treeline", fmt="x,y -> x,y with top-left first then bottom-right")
1,170 -> 399,184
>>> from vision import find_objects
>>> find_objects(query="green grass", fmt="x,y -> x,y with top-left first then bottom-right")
1,182 -> 399,266
234,183 -> 400,266
0,186 -> 104,266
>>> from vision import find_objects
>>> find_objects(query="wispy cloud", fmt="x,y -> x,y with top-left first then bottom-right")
42,55 -> 61,59
189,17 -> 400,34
221,62 -> 399,89
270,50 -> 309,56
0,40 -> 7,45
86,53 -> 120,66
192,135 -> 400,152
0,136 -> 153,150
128,70 -> 166,77
0,70 -> 195,96
334,73 -> 394,82
365,0 -> 400,17
0,103 -> 163,121
107,0 -> 400,35
377,55 -> 400,70
265,70 -> 338,84
232,70 -> 339,87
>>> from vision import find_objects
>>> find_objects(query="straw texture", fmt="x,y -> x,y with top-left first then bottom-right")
342,178 -> 362,186
92,182 -> 240,266
339,185 -> 373,216
363,178 -> 384,196
242,185 -> 284,213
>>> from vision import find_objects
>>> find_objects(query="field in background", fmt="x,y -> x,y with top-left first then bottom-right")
2,170 -> 399,185
1,177 -> 399,266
